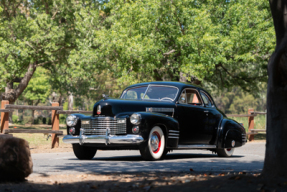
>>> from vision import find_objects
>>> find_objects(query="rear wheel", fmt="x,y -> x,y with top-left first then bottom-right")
216,148 -> 234,157
72,144 -> 97,160
140,126 -> 165,160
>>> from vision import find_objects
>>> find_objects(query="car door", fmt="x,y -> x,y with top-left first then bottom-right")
177,88 -> 208,144
199,91 -> 222,145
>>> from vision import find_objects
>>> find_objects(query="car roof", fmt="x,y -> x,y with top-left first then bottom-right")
125,81 -> 200,90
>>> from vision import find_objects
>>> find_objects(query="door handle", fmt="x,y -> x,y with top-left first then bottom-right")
204,111 -> 209,113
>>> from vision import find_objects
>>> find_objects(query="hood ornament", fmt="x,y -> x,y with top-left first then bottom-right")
102,94 -> 109,100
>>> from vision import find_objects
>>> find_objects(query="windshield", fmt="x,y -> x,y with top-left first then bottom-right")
121,85 -> 178,101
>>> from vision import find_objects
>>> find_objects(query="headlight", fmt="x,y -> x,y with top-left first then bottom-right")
66,115 -> 78,126
130,113 -> 141,125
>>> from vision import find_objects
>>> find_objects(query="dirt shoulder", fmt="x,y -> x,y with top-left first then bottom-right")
29,143 -> 72,154
1,172 -> 285,192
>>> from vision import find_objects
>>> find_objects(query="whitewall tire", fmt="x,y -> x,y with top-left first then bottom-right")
216,148 -> 235,157
140,126 -> 165,160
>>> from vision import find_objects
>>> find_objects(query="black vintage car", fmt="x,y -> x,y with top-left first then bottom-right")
63,82 -> 246,160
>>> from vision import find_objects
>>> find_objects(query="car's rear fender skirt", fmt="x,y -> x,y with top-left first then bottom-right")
217,118 -> 246,149
136,112 -> 179,148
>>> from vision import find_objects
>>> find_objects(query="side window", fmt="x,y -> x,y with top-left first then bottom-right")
200,92 -> 212,106
178,89 -> 202,105
186,89 -> 202,105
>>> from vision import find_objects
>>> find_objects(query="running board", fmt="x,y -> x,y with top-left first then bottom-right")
177,144 -> 216,149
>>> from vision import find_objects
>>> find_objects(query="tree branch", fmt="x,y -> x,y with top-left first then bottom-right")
22,39 -> 35,50
163,49 -> 176,56
216,63 -> 266,83
13,63 -> 37,101
36,59 -> 59,67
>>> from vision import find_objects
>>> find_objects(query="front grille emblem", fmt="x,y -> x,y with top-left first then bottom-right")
97,105 -> 101,115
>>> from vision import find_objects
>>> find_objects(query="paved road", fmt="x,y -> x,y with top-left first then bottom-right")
31,142 -> 265,176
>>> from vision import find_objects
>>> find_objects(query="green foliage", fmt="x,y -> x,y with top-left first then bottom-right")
71,0 -> 274,94
0,0 -> 274,109
213,83 -> 267,114
59,115 -> 67,124
21,68 -> 51,104
0,0 -> 80,100
12,115 -> 19,123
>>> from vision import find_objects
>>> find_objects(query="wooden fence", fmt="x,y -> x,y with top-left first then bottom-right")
227,108 -> 267,141
0,100 -> 92,148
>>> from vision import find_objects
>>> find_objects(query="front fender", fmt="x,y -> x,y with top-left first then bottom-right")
66,114 -> 92,135
217,118 -> 246,149
125,112 -> 179,149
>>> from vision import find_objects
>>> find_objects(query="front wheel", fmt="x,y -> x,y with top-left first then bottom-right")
140,126 -> 165,161
72,144 -> 97,160
216,148 -> 234,157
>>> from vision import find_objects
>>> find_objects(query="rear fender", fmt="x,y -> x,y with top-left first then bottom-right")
217,119 -> 246,149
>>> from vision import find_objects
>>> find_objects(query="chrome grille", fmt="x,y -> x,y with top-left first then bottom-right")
81,117 -> 126,135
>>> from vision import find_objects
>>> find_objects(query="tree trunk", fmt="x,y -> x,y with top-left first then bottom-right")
2,63 -> 37,104
68,92 -> 73,110
262,0 -> 287,179
31,100 -> 40,124
58,94 -> 63,106
179,72 -> 187,82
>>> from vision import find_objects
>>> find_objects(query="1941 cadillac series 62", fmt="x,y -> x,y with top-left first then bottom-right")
63,82 -> 247,160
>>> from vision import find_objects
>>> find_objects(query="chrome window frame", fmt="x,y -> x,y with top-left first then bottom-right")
178,88 -> 204,106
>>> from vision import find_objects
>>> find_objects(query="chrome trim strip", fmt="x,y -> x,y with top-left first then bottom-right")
169,130 -> 179,133
177,144 -> 216,149
63,134 -> 144,145
168,136 -> 179,139
142,84 -> 151,99
169,133 -> 179,136
146,108 -> 174,113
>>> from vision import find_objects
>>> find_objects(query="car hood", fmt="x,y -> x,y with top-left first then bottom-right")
93,98 -> 176,117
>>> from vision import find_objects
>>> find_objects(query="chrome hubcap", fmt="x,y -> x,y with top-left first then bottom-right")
151,133 -> 159,152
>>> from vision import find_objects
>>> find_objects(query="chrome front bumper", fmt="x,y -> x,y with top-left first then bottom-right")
63,128 -> 144,145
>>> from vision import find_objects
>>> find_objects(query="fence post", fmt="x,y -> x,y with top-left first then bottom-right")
248,108 -> 255,141
1,100 -> 9,133
51,102 -> 59,148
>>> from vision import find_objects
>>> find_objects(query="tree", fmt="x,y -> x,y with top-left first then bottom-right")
21,68 -> 51,123
72,0 -> 274,94
262,0 -> 287,179
212,84 -> 267,114
0,0 -> 78,104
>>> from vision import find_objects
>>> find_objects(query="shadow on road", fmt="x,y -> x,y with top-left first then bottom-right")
88,153 -> 244,161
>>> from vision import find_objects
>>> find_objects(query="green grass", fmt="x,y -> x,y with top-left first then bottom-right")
228,114 -> 266,133
9,124 -> 66,130
11,133 -> 67,147
7,124 -> 67,148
